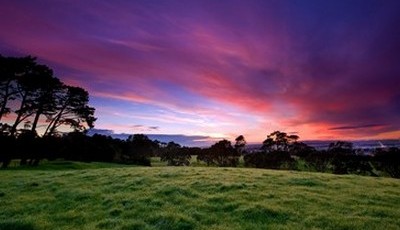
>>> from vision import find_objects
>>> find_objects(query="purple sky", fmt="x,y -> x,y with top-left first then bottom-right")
1,0 -> 400,145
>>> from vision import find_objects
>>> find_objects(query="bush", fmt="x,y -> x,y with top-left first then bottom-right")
244,150 -> 295,169
198,140 -> 240,167
159,142 -> 191,166
302,151 -> 332,172
372,147 -> 400,178
331,154 -> 374,175
0,133 -> 15,168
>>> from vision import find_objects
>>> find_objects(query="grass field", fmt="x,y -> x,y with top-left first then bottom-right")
1,161 -> 400,230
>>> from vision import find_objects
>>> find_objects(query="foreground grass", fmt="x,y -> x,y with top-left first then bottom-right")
1,162 -> 399,230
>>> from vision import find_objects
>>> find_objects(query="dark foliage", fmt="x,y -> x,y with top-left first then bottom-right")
373,147 -> 400,178
244,150 -> 295,169
289,142 -> 316,157
159,142 -> 191,166
332,154 -> 375,176
120,134 -> 158,166
327,141 -> 374,175
244,131 -> 297,169
0,130 -> 163,168
300,142 -> 375,175
302,151 -> 333,172
0,54 -> 96,137
16,130 -> 39,166
234,135 -> 247,155
198,140 -> 240,167
0,127 -> 15,168
261,131 -> 299,152
60,132 -> 95,162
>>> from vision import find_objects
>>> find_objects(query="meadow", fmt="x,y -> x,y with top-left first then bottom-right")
1,161 -> 400,230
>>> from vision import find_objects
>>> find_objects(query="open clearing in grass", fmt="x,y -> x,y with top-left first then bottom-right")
1,162 -> 400,230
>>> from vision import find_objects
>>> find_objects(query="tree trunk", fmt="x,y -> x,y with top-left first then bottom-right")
31,108 -> 42,133
46,112 -> 62,136
0,96 -> 9,121
11,113 -> 23,135
11,94 -> 27,135
0,79 -> 13,121
46,104 -> 67,136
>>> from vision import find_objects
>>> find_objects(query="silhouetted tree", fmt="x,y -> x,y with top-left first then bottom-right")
262,131 -> 298,152
328,141 -> 353,154
45,85 -> 96,136
198,140 -> 240,167
244,150 -> 295,169
289,142 -> 316,157
244,131 -> 298,169
1,56 -> 41,122
328,141 -> 354,174
60,131 -> 94,162
16,130 -> 38,165
90,134 -> 121,162
0,127 -> 15,168
0,54 -> 96,137
121,134 -> 158,166
187,147 -> 202,156
0,55 -> 18,121
159,142 -> 191,166
28,69 -> 62,133
304,141 -> 374,175
373,147 -> 400,178
303,150 -> 333,172
234,135 -> 247,155
338,154 -> 374,176
9,57 -> 43,135
40,135 -> 63,161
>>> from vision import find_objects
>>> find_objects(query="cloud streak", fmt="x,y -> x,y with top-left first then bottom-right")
1,0 -> 400,142
329,124 -> 387,131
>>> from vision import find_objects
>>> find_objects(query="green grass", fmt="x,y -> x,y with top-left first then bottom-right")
4,160 -> 128,170
1,161 -> 400,230
150,156 -> 247,167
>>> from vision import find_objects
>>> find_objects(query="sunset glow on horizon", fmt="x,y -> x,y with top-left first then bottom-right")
1,0 -> 400,145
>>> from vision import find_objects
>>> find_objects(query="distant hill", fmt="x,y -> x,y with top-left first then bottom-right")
87,129 -> 215,147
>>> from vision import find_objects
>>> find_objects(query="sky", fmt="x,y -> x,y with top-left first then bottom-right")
1,0 -> 400,146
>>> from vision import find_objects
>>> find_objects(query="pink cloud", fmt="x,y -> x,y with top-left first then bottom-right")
1,0 -> 400,141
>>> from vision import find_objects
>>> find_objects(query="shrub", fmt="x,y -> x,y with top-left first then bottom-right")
244,150 -> 295,169
159,142 -> 191,166
198,140 -> 240,167
372,147 -> 400,178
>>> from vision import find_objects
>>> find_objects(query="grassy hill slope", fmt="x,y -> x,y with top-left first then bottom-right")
1,162 -> 399,230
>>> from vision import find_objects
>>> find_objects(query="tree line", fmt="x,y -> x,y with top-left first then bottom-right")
198,131 -> 399,178
1,54 -> 398,178
1,129 -> 399,178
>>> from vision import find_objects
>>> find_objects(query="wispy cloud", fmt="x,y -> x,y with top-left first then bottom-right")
1,0 -> 400,141
329,124 -> 387,131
